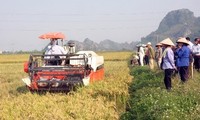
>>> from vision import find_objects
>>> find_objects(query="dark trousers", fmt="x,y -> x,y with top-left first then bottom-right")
47,56 -> 62,65
138,59 -> 141,65
194,56 -> 200,70
144,55 -> 149,65
164,69 -> 174,90
179,66 -> 189,82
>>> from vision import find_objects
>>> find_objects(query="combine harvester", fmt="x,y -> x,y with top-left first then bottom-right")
22,32 -> 104,92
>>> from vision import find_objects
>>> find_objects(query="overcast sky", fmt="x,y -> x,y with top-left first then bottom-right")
0,0 -> 200,51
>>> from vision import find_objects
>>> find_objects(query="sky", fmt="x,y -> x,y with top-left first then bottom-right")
0,0 -> 200,51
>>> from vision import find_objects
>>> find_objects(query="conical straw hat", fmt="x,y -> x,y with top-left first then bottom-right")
146,42 -> 151,45
160,38 -> 175,46
136,43 -> 146,47
176,37 -> 189,45
155,43 -> 162,47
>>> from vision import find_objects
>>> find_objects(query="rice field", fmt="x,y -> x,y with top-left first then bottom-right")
0,51 -> 133,120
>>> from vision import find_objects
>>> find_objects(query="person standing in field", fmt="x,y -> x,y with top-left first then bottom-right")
144,46 -> 149,65
146,42 -> 155,70
137,45 -> 145,66
186,37 -> 194,78
192,38 -> 200,72
155,43 -> 163,68
186,37 -> 194,50
160,38 -> 176,90
175,37 -> 190,83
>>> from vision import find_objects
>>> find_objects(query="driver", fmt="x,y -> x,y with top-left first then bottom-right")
44,38 -> 67,65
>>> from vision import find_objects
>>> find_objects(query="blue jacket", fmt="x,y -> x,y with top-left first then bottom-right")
176,46 -> 190,67
162,47 -> 176,70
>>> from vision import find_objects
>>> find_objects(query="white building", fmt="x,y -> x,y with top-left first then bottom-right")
0,51 -> 2,54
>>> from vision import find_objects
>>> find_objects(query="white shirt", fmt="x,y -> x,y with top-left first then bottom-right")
188,41 -> 194,50
138,47 -> 145,57
45,45 -> 67,58
192,44 -> 200,56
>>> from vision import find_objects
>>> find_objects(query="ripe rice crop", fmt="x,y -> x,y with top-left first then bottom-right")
0,54 -> 29,63
98,51 -> 132,61
0,52 -> 132,119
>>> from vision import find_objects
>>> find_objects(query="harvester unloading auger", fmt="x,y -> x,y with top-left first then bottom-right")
22,32 -> 104,92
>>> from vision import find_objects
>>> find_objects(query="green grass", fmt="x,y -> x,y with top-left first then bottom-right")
121,66 -> 200,120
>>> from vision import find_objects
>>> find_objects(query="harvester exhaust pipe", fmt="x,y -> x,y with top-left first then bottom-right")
68,41 -> 75,54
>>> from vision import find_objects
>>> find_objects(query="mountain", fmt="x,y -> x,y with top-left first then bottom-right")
141,9 -> 200,46
99,39 -> 123,51
67,38 -> 139,51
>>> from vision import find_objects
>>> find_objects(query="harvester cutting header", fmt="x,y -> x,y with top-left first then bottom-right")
22,32 -> 104,92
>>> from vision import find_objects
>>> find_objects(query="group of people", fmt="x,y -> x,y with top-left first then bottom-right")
136,37 -> 200,91
136,42 -> 159,69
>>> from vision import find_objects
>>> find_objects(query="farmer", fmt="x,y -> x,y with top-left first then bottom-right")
175,37 -> 190,83
144,46 -> 149,65
45,38 -> 67,65
155,43 -> 163,68
192,38 -> 200,72
160,38 -> 176,91
186,37 -> 194,78
146,42 -> 155,70
137,45 -> 145,66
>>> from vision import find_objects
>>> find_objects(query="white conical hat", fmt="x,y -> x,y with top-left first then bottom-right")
155,43 -> 162,47
160,38 -> 175,46
146,42 -> 151,45
136,43 -> 146,47
176,37 -> 189,45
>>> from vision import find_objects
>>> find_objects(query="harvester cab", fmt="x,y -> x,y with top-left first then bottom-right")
22,32 -> 104,92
